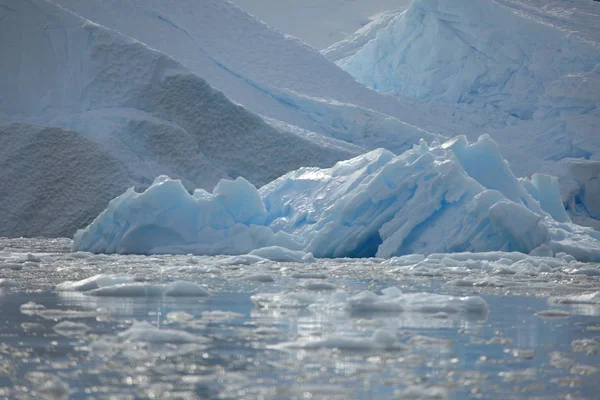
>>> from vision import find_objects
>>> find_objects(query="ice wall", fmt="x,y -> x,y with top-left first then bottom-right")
74,136 -> 600,262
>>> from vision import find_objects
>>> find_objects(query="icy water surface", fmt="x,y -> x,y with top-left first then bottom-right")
0,238 -> 599,400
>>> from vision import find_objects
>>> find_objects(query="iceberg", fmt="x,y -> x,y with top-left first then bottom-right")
74,135 -> 600,262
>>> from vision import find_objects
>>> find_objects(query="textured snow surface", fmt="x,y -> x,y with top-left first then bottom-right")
0,0 -> 360,237
332,0 -> 600,179
51,0 -> 440,155
74,135 -> 600,262
230,0 -> 411,49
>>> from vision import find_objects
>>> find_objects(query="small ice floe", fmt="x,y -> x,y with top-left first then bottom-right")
571,338 -> 600,355
86,281 -> 209,297
201,310 -> 244,321
0,278 -> 17,288
291,272 -> 328,279
549,352 -> 573,369
25,371 -> 70,400
19,302 -> 46,315
535,309 -> 571,319
220,254 -> 265,266
118,321 -> 202,344
343,287 -> 488,315
394,384 -> 449,400
251,291 -> 316,309
297,280 -> 337,291
549,291 -> 600,305
166,311 -> 194,323
25,253 -> 42,263
249,247 -> 314,263
408,335 -> 452,350
272,329 -> 408,352
282,384 -> 353,398
504,348 -> 535,359
569,364 -> 599,375
499,368 -> 537,382
56,274 -> 135,292
53,321 -> 91,337
0,263 -> 22,271
243,273 -> 275,283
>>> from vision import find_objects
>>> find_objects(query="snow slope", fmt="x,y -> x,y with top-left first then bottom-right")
0,0 -> 360,237
229,0 -> 411,49
52,0 -> 599,181
330,0 -> 600,179
51,0 -> 443,155
74,135 -> 600,262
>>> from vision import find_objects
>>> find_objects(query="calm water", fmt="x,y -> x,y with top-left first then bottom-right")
0,238 -> 599,399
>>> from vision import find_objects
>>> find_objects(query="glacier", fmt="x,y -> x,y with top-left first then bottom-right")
0,0 -> 360,237
74,135 -> 600,262
327,0 -> 600,206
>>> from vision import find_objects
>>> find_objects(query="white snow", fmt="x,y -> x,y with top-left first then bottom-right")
74,135 -> 600,262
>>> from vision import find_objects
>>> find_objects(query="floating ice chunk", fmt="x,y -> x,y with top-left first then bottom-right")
395,385 -> 449,400
408,335 -> 452,349
88,283 -> 164,297
118,321 -> 200,343
20,302 -> 46,315
200,311 -> 244,321
571,338 -> 599,355
548,292 -> 600,305
272,329 -> 407,352
535,310 -> 571,319
249,247 -> 315,263
298,280 -> 337,291
163,281 -> 210,297
166,311 -> 194,322
220,255 -> 265,266
570,364 -> 599,376
344,288 -> 488,315
87,281 -> 209,297
56,274 -> 135,292
53,321 -> 91,337
529,244 -> 554,258
243,273 -> 276,283
25,372 -> 70,400
251,292 -> 317,309
0,279 -> 17,288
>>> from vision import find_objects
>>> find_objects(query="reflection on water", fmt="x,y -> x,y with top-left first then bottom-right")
1,236 -> 599,399
1,283 -> 599,399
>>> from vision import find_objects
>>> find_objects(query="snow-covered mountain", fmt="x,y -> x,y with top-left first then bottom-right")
0,0 -> 360,236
